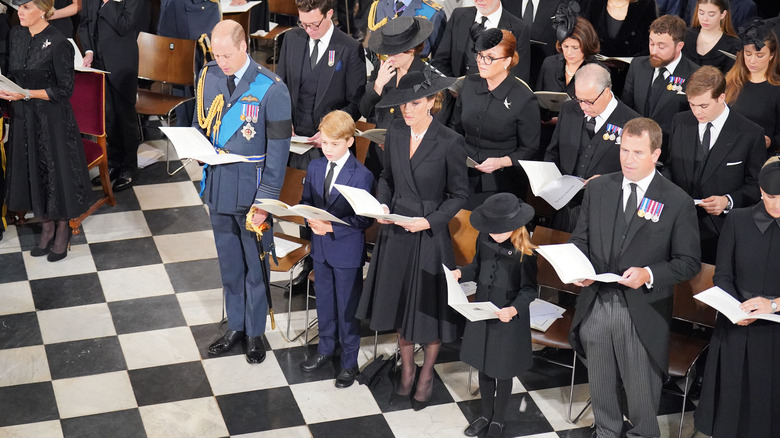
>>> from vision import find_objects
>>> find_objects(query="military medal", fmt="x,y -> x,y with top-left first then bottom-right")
637,197 -> 650,218
241,123 -> 256,140
666,81 -> 673,91
239,95 -> 261,123
652,203 -> 664,222
328,50 -> 335,67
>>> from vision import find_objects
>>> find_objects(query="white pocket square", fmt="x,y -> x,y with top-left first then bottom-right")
726,161 -> 742,166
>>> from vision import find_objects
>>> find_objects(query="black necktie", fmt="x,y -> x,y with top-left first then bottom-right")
323,162 -> 336,202
585,116 -> 596,138
625,182 -> 637,224
226,74 -> 236,96
480,15 -> 488,29
311,39 -> 320,70
524,0 -> 534,22
701,122 -> 713,155
646,67 -> 667,115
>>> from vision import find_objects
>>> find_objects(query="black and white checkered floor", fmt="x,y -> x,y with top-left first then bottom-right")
0,151 -> 701,437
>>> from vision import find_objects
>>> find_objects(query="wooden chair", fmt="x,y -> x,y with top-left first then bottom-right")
667,263 -> 717,438
135,32 -> 197,175
529,226 -> 588,423
250,0 -> 299,71
276,167 -> 307,226
448,209 -> 478,267
354,120 -> 375,165
69,71 -> 116,234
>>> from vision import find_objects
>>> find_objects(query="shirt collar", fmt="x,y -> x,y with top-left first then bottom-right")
233,55 -> 251,83
752,202 -> 780,233
594,91 -> 618,123
475,3 -> 503,28
700,103 -> 730,132
475,74 -> 515,100
329,149 -> 351,168
661,51 -> 683,76
623,169 -> 656,194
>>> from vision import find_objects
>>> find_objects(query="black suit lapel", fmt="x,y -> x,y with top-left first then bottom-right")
395,126 -> 423,199
622,174 -> 663,253
289,33 -> 308,104
599,175 -> 623,265
326,155 -> 355,208
410,121 -> 440,170
700,113 -> 737,185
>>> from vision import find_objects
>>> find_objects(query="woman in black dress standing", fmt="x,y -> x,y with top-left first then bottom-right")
450,29 -> 540,209
726,19 -> 780,156
683,0 -> 741,73
1,0 -> 92,261
693,157 -> 780,438
357,71 -> 468,410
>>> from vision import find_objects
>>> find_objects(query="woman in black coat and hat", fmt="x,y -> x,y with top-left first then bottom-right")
452,193 -> 538,438
356,70 -> 469,411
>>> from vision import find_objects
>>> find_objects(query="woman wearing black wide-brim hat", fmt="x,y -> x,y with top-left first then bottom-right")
356,69 -> 469,411
451,193 -> 538,437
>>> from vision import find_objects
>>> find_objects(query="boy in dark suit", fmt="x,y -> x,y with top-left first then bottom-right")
298,110 -> 374,388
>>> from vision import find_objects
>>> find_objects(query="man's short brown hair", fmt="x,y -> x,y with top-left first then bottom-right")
296,0 -> 333,14
649,15 -> 687,44
686,66 -> 726,99
623,118 -> 663,152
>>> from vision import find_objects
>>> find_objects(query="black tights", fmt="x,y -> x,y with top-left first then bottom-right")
479,372 -> 512,424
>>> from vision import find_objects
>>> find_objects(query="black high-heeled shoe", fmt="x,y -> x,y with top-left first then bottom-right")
411,370 -> 433,411
30,241 -> 53,257
47,232 -> 72,262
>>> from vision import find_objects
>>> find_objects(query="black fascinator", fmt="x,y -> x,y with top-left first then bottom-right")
738,19 -> 775,50
552,1 -> 581,43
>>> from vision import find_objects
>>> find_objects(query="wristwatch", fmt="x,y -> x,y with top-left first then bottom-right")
771,299 -> 778,313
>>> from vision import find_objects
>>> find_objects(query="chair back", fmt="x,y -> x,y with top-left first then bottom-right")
448,209 -> 479,266
70,71 -> 105,137
268,0 -> 299,16
672,263 -> 717,328
531,226 -> 582,295
137,32 -> 197,86
277,167 -> 307,225
354,120 -> 375,165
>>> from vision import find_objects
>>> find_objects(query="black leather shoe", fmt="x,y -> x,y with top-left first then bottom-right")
113,169 -> 134,192
207,330 -> 244,356
335,367 -> 358,388
486,421 -> 504,437
300,353 -> 331,372
464,416 -> 490,436
246,336 -> 266,364
92,166 -> 119,186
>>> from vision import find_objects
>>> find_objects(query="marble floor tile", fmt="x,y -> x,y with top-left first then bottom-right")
98,264 -> 175,302
60,409 -> 146,438
216,387 -> 306,435
190,322 -> 249,360
0,345 -> 51,386
139,397 -> 229,438
164,258 -> 223,293
657,411 -> 698,438
152,230 -> 217,264
118,326 -> 201,370
45,337 -> 127,380
52,371 -> 137,418
232,425 -> 312,438
37,303 -> 116,344
128,361 -> 212,406
203,350 -> 288,395
89,237 -> 163,271
176,288 -> 223,326
0,420 -> 64,438
458,392 -> 556,437
0,252 -> 27,283
108,294 -> 187,334
0,281 -> 35,316
0,312 -> 43,350
22,244 -> 96,281
30,273 -> 105,311
290,379 -> 383,424
133,181 -> 203,211
0,382 -> 59,427
383,402 -> 469,438
81,211 -> 152,244
308,415 -> 395,438
91,186 -> 142,215
143,205 -> 212,236
0,225 -> 21,255
527,384 -> 594,431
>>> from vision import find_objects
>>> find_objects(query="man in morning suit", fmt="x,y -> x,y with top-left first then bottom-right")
433,0 -> 530,82
664,66 -> 765,264
196,21 -> 292,364
297,111 -> 374,388
276,0 -> 366,170
622,15 -> 700,151
544,63 -> 641,232
568,118 -> 701,438
367,0 -> 446,58
505,0 -> 564,88
79,0 -> 146,191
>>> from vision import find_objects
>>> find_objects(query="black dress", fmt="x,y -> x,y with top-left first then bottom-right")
458,233 -> 537,379
356,119 -> 469,344
5,25 -> 92,220
693,204 -> 780,438
682,28 -> 741,73
49,0 -> 76,39
731,80 -> 780,156
450,74 -> 540,208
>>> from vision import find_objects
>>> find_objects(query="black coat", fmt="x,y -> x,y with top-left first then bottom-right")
459,233 -> 537,379
682,28 -> 741,74
582,0 -> 657,57
504,0 -> 566,87
432,6 -> 531,83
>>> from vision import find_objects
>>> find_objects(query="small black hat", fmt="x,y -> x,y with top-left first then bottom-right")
552,1 -> 581,43
11,0 -> 34,5
470,193 -> 535,234
474,28 -> 504,52
759,159 -> 780,196
738,19 -> 776,50
368,16 -> 433,55
375,68 -> 456,108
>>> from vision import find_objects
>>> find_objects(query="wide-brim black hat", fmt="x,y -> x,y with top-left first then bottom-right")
375,68 -> 456,108
368,16 -> 433,55
11,0 -> 34,5
470,193 -> 535,234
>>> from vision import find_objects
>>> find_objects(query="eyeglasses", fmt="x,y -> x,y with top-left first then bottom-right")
475,52 -> 509,65
571,87 -> 607,106
297,15 -> 326,31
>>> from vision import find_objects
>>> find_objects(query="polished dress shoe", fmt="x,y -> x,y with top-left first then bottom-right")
246,336 -> 266,364
207,330 -> 244,356
92,166 -> 119,186
464,416 -> 490,436
335,367 -> 358,388
486,421 -> 504,437
113,169 -> 134,192
300,353 -> 331,372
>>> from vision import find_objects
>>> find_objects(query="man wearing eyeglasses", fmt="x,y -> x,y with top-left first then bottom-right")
544,63 -> 640,232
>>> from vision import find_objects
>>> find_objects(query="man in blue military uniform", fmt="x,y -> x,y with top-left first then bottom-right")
368,0 -> 446,58
194,20 -> 292,364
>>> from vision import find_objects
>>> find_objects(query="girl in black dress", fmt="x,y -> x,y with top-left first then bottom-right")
693,157 -> 780,438
356,71 -> 468,411
1,0 -> 92,261
683,0 -> 741,73
453,193 -> 537,438
726,19 -> 780,156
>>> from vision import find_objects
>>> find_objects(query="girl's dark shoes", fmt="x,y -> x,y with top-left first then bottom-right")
464,416 -> 490,436
486,421 -> 504,437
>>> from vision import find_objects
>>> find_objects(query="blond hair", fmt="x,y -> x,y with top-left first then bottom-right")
319,110 -> 356,141
510,226 -> 537,260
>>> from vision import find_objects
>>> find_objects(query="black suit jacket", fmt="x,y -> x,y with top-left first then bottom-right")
504,0 -> 565,86
276,27 -> 367,128
583,0 -> 657,57
544,96 -> 640,178
568,171 -> 701,372
432,6 -> 530,83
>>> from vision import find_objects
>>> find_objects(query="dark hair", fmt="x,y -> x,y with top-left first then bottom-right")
649,14 -> 687,44
555,17 -> 600,57
691,0 -> 737,37
295,0 -> 333,15
623,118 -> 663,152
687,65 -> 726,99
726,30 -> 780,103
